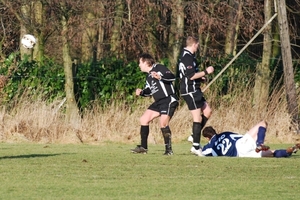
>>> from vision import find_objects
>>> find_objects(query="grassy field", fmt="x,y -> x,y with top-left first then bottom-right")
1,142 -> 299,200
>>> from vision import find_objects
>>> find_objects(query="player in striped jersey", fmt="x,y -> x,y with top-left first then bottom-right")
178,36 -> 214,156
131,53 -> 179,155
201,121 -> 300,158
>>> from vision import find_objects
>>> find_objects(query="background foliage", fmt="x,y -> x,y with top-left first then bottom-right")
1,50 -> 297,111
0,0 -> 299,142
0,0 -> 299,111
1,53 -> 146,110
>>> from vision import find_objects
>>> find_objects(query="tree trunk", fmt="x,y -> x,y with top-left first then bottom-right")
224,0 -> 235,55
277,0 -> 299,130
199,0 -> 220,57
224,0 -> 242,56
81,12 -> 97,63
20,4 -> 33,60
2,0 -> 45,62
253,0 -> 272,111
96,2 -> 105,60
61,15 -> 80,124
168,0 -> 184,72
32,0 -> 44,63
271,24 -> 281,60
146,4 -> 158,57
110,0 -> 124,57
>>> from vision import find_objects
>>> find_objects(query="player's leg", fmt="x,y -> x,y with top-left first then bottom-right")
160,115 -> 173,155
201,101 -> 212,128
261,150 -> 274,157
131,106 -> 160,154
235,134 -> 262,157
187,108 -> 205,156
236,121 -> 269,158
140,108 -> 160,148
187,103 -> 211,143
159,96 -> 178,155
271,149 -> 291,157
188,101 -> 211,142
183,92 -> 206,155
272,143 -> 300,158
245,120 -> 269,152
190,108 -> 202,148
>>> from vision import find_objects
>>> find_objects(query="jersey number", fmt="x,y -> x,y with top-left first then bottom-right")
216,138 -> 232,155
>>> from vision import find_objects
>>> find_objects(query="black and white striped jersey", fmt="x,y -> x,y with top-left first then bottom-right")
141,64 -> 177,102
178,48 -> 202,95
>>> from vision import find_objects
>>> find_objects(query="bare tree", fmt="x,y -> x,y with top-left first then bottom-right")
168,0 -> 184,72
0,0 -> 35,60
96,2 -> 105,60
44,0 -> 88,123
224,0 -> 243,56
81,10 -> 97,63
0,0 -> 59,62
253,0 -> 273,111
277,0 -> 299,130
110,0 -> 124,57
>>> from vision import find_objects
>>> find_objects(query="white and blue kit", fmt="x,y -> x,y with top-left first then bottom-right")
202,132 -> 243,156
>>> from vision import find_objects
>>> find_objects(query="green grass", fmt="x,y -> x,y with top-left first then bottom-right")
0,143 -> 299,200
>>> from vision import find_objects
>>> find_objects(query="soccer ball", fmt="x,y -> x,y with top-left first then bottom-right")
21,34 -> 36,49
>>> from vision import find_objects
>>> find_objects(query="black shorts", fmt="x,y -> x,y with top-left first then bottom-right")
182,90 -> 206,110
148,95 -> 179,118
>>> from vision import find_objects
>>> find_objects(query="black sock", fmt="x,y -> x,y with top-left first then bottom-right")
201,114 -> 208,128
140,125 -> 149,149
161,126 -> 172,151
192,122 -> 202,150
191,115 -> 208,138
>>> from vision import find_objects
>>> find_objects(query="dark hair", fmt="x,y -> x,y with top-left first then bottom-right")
202,126 -> 217,139
138,53 -> 155,66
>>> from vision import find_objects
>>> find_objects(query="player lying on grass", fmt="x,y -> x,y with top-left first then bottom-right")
199,120 -> 300,158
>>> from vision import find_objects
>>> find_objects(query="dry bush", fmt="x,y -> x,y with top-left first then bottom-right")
0,98 -> 80,143
205,86 -> 300,144
0,86 -> 299,145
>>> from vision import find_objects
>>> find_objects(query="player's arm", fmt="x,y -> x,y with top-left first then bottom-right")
202,135 -> 219,156
182,57 -> 214,80
202,149 -> 213,156
182,58 -> 196,79
137,81 -> 151,97
202,144 -> 213,156
190,66 -> 214,80
150,65 -> 175,82
159,66 -> 176,82
139,88 -> 151,97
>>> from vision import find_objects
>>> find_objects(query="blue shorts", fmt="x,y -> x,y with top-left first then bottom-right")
182,90 -> 206,110
148,95 -> 179,118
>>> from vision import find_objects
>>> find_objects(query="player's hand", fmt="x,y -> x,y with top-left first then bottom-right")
206,66 -> 214,74
136,88 -> 143,96
200,77 -> 207,83
150,71 -> 161,80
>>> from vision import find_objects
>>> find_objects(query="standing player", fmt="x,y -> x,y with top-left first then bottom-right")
131,53 -> 179,155
178,36 -> 214,156
201,120 -> 300,158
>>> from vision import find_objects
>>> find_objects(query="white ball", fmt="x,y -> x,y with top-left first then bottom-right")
21,34 -> 36,49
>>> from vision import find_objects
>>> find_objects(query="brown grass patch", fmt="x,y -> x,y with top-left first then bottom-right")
0,86 -> 299,145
